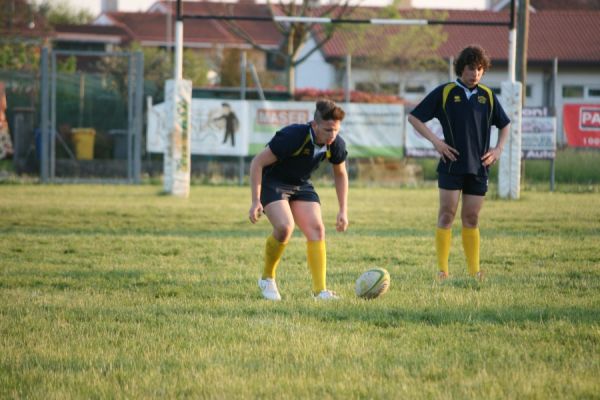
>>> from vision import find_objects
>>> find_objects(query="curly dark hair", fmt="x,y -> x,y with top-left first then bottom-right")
314,99 -> 345,122
454,45 -> 492,76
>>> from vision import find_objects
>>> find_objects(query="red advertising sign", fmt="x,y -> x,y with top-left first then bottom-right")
563,104 -> 600,148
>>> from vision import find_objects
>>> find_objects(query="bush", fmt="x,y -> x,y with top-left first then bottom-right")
294,88 -> 404,104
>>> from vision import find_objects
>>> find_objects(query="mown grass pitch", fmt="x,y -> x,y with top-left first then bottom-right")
1,184 -> 599,399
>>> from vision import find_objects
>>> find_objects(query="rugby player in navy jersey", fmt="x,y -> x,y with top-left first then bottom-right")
407,45 -> 511,281
249,100 -> 348,300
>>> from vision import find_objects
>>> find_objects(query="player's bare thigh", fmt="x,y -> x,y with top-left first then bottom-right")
438,189 -> 461,228
264,200 -> 295,242
290,200 -> 324,241
461,194 -> 485,228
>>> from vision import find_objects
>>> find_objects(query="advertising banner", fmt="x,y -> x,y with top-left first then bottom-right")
563,104 -> 600,148
149,99 -> 405,158
520,107 -> 556,159
148,99 -> 249,156
248,101 -> 404,157
341,103 -> 404,158
248,101 -> 313,154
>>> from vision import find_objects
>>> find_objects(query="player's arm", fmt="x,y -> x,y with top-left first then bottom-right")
481,123 -> 510,167
332,161 -> 348,232
248,147 -> 277,223
407,114 -> 458,162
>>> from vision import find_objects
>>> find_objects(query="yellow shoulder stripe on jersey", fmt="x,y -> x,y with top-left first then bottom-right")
291,133 -> 312,157
443,82 -> 494,125
441,82 -> 458,148
442,82 -> 457,112
291,131 -> 332,159
478,83 -> 494,124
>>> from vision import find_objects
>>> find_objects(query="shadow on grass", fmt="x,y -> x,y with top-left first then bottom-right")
259,303 -> 600,327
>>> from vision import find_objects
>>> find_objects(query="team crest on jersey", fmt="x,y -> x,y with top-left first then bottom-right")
478,95 -> 487,104
302,148 -> 311,155
454,95 -> 461,102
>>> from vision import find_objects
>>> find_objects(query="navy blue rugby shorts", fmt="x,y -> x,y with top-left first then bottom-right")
261,178 -> 320,207
438,173 -> 488,196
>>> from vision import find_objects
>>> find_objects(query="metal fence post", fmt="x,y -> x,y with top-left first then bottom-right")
134,51 -> 144,184
40,47 -> 49,183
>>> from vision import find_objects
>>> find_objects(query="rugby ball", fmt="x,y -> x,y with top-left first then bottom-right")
355,268 -> 390,299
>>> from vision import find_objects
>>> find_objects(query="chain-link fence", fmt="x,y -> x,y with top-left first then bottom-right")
0,49 -> 145,182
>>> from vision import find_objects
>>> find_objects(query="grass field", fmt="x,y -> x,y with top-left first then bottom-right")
1,184 -> 599,399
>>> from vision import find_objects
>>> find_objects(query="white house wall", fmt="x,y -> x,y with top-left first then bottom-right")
295,36 -> 337,90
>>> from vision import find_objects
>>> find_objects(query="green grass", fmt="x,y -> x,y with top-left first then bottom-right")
1,184 -> 599,399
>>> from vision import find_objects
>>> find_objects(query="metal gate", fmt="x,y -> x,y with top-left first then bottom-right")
39,48 -> 144,183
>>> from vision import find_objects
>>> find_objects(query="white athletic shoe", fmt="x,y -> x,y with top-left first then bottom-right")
313,289 -> 339,300
258,278 -> 281,301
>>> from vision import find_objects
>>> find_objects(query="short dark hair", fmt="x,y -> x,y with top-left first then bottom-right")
454,45 -> 491,76
314,99 -> 345,122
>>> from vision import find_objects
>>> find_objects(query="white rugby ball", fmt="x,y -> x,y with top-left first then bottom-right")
355,268 -> 390,299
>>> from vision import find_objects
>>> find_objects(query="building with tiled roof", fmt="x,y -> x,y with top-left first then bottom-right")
293,6 -> 600,141
49,1 -> 599,140
53,24 -> 132,51
0,0 -> 53,43
493,0 -> 600,11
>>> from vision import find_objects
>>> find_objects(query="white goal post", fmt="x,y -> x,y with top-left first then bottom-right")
165,0 -> 521,199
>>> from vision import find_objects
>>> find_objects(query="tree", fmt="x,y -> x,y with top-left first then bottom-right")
222,0 -> 357,95
34,0 -> 94,26
338,2 -> 448,94
0,42 -> 40,71
97,44 -> 210,102
0,0 -> 92,73
218,48 -> 283,90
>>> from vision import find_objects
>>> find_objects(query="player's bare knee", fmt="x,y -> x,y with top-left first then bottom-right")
273,223 -> 294,242
438,210 -> 456,228
461,213 -> 479,228
313,224 -> 325,241
304,223 -> 325,241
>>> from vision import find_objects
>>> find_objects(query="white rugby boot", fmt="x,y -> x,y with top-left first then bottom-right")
313,289 -> 339,300
258,278 -> 281,301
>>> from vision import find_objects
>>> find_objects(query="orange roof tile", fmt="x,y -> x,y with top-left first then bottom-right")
319,9 -> 600,65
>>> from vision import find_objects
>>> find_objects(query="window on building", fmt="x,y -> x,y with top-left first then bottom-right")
380,83 -> 400,95
489,86 -> 529,97
404,83 -> 426,94
356,82 -> 377,93
588,88 -> 600,98
356,82 -> 399,94
563,85 -> 584,98
53,41 -> 106,52
266,52 -> 286,71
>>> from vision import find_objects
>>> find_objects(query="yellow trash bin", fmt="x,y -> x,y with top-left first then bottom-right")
71,128 -> 95,160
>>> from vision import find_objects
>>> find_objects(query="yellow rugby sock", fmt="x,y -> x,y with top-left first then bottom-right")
435,227 -> 452,274
306,240 -> 326,294
462,227 -> 480,276
262,235 -> 287,279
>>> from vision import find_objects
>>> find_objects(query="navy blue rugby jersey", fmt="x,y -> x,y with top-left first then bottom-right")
410,81 -> 510,176
263,123 -> 347,185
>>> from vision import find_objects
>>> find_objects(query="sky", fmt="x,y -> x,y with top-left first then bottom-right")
67,0 -> 487,17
